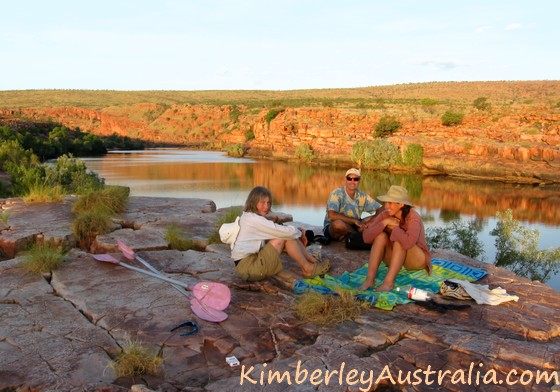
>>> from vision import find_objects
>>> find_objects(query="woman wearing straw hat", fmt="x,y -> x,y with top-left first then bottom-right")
357,185 -> 431,291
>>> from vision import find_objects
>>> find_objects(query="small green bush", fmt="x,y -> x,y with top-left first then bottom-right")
229,105 -> 241,123
420,98 -> 438,106
264,108 -> 284,125
402,143 -> 423,167
245,130 -> 255,140
295,143 -> 315,161
224,144 -> 245,157
23,242 -> 65,274
441,111 -> 464,126
473,97 -> 491,111
351,140 -> 402,170
374,116 -> 402,138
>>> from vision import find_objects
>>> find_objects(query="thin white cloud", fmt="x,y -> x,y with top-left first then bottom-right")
505,23 -> 522,30
409,59 -> 463,71
475,26 -> 491,34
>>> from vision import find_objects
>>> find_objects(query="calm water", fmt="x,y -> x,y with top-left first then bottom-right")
82,149 -> 560,291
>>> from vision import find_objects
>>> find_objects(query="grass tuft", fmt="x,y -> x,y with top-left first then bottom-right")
72,185 -> 129,215
72,209 -> 113,248
294,291 -> 366,325
23,183 -> 64,203
22,242 -> 65,274
208,207 -> 243,244
110,339 -> 163,377
165,224 -> 201,251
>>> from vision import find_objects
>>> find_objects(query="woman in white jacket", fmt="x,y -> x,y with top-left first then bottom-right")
231,186 -> 331,282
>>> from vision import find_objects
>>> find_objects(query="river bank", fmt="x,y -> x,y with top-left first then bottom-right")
2,81 -> 559,184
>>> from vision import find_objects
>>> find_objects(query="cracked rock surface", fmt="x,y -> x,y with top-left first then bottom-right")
1,196 -> 559,391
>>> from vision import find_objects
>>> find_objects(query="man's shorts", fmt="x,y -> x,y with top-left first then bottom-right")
235,242 -> 283,282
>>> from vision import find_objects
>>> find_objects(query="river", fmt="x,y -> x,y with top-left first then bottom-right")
82,149 -> 560,291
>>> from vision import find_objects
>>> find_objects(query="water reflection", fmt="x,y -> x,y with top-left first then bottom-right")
82,149 -> 560,290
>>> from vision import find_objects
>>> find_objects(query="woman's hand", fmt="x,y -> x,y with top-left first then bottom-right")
382,217 -> 400,233
299,227 -> 308,247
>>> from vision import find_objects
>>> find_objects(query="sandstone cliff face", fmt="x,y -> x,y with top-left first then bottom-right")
2,99 -> 559,182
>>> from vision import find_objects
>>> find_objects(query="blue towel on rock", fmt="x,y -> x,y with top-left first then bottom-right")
293,258 -> 488,310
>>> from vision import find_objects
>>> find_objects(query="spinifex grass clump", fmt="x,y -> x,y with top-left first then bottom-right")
23,183 -> 64,203
294,291 -> 365,325
165,224 -> 201,251
110,339 -> 163,377
23,242 -> 65,274
72,209 -> 113,248
72,185 -> 129,215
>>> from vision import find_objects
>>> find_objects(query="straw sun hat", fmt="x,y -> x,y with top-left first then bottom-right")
377,185 -> 414,206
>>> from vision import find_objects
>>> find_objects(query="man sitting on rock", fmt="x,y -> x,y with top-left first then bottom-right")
323,168 -> 381,241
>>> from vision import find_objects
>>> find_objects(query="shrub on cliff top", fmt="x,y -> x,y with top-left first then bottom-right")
264,108 -> 284,125
441,110 -> 464,126
374,115 -> 402,138
473,97 -> 491,111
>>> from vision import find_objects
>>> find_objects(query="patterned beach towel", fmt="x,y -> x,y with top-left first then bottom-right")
293,258 -> 488,310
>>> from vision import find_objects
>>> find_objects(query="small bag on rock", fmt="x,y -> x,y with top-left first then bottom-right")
344,232 -> 372,250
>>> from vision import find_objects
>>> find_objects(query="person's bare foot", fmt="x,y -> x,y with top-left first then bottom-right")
357,281 -> 373,291
375,282 -> 394,292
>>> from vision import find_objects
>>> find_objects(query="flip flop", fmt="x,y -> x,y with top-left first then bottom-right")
307,260 -> 331,278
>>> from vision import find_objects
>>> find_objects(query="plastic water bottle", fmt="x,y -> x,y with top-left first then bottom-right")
396,286 -> 434,301
307,243 -> 322,261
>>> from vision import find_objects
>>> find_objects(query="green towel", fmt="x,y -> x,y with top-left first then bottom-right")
293,258 -> 488,310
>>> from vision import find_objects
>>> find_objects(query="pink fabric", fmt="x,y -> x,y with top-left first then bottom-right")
362,209 -> 431,266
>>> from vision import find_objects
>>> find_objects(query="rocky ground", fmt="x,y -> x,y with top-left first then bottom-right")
1,196 -> 559,391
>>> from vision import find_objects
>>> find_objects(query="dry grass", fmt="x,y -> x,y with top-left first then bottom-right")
294,291 -> 367,325
110,339 -> 163,377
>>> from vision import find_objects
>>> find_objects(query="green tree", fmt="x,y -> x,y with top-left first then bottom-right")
490,209 -> 560,282
426,220 -> 484,259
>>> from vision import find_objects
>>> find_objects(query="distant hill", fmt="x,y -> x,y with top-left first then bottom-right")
1,80 -> 559,109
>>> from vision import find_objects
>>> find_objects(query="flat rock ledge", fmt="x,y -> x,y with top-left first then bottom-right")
1,196 -> 559,392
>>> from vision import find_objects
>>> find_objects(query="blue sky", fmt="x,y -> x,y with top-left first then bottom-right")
1,0 -> 558,91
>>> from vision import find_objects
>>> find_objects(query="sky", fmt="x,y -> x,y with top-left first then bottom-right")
1,0 -> 559,91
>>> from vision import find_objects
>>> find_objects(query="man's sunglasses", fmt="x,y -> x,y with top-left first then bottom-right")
346,176 -> 360,182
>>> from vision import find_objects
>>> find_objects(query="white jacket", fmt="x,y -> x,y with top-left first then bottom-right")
231,211 -> 301,260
